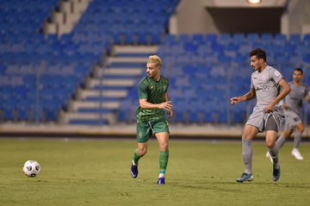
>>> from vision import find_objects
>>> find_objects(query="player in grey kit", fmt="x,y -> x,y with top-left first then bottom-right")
231,48 -> 291,183
267,68 -> 310,160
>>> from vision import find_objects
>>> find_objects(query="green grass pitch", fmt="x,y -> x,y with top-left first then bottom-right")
0,138 -> 309,206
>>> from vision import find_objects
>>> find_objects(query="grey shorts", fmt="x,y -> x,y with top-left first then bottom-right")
246,105 -> 285,132
284,109 -> 302,130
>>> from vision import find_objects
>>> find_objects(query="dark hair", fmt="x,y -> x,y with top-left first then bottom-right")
294,68 -> 303,74
249,48 -> 267,62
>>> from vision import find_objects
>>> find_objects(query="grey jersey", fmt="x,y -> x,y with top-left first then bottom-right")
250,66 -> 283,106
285,81 -> 309,115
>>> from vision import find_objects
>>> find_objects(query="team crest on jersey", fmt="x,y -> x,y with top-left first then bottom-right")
274,71 -> 281,76
262,74 -> 267,81
301,88 -> 305,94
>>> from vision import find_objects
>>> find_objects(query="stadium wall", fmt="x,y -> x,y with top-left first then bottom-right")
169,0 -> 219,35
1,123 -> 310,139
171,0 -> 310,35
285,0 -> 310,35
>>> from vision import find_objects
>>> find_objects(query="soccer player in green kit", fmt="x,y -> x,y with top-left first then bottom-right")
130,55 -> 173,185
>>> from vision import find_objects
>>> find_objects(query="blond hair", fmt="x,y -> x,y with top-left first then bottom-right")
148,55 -> 162,68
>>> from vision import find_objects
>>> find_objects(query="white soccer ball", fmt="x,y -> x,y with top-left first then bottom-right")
23,160 -> 41,177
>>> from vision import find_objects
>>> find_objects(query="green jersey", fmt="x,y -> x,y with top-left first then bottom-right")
136,75 -> 169,122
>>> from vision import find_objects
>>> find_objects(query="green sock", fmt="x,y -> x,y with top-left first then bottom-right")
132,149 -> 141,165
159,151 -> 169,177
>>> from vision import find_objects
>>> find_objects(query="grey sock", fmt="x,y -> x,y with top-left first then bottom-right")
293,131 -> 302,149
242,138 -> 253,174
269,148 -> 279,168
274,136 -> 286,152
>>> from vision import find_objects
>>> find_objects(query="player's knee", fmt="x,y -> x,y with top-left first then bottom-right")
138,147 -> 148,156
297,127 -> 304,134
283,130 -> 292,139
159,142 -> 169,151
265,141 -> 275,148
241,135 -> 252,141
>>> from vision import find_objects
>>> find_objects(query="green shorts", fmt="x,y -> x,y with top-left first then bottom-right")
136,119 -> 170,143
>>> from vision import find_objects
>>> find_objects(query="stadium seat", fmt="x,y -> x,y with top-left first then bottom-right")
289,34 -> 301,44
275,34 -> 286,42
219,33 -> 231,43
205,33 -> 217,43
261,33 -> 274,42
303,34 -> 310,43
233,33 -> 246,43
247,33 -> 260,43
192,34 -> 204,44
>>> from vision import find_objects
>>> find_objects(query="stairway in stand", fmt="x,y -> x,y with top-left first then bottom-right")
60,45 -> 158,125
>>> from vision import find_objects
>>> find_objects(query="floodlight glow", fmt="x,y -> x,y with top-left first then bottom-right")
247,0 -> 262,4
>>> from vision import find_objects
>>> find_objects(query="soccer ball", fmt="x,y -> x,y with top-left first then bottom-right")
23,160 -> 41,177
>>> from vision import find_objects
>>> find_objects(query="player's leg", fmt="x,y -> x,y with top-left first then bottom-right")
155,132 -> 169,184
131,121 -> 152,178
266,129 -> 292,163
133,142 -> 148,165
236,124 -> 258,183
267,111 -> 295,161
265,116 -> 280,182
292,123 -> 304,160
153,120 -> 170,185
275,129 -> 292,151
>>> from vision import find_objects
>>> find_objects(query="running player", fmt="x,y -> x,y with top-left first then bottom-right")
231,48 -> 291,183
130,55 -> 173,185
267,68 -> 310,160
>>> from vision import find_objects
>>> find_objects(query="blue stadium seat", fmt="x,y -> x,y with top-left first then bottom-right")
289,34 -> 301,44
162,35 -> 178,45
219,33 -> 231,43
205,34 -> 217,43
150,32 -> 162,44
233,33 -> 246,43
275,34 -> 286,43
247,33 -> 260,43
178,34 -> 190,43
303,34 -> 310,43
192,34 -> 204,44
261,33 -> 273,42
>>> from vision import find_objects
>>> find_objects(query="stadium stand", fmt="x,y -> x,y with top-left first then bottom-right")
119,33 -> 310,125
0,0 -> 310,127
0,0 -> 179,124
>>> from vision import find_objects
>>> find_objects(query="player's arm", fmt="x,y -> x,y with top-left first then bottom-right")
266,79 -> 291,112
138,81 -> 172,111
306,91 -> 310,103
164,93 -> 173,118
139,99 -> 172,112
282,100 -> 290,109
230,87 -> 256,105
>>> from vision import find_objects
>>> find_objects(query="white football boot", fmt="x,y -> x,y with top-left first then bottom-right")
291,149 -> 304,160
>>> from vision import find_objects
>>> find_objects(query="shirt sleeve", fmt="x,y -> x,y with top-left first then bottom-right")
271,68 -> 283,84
305,86 -> 310,98
165,81 -> 169,93
138,81 -> 148,99
250,74 -> 254,89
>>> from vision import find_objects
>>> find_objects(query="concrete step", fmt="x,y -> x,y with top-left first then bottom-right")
88,79 -> 136,88
101,68 -> 143,76
78,89 -> 128,100
106,57 -> 148,65
62,112 -> 115,124
112,45 -> 159,54
70,101 -> 120,111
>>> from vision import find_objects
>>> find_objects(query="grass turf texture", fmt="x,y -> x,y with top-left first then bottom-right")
0,138 -> 309,206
